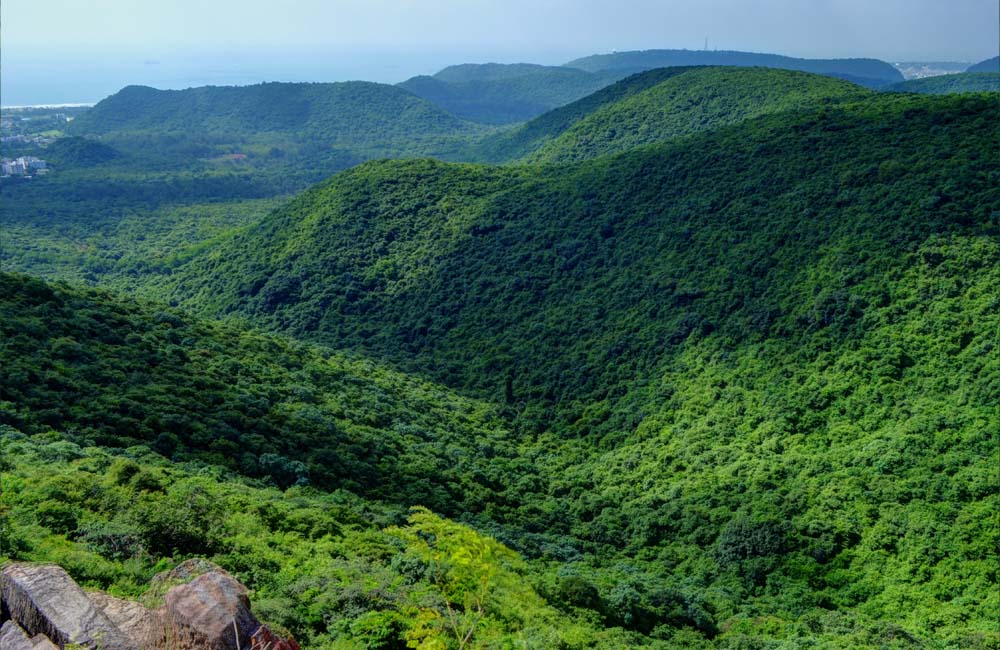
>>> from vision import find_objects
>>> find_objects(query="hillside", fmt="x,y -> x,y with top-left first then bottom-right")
1,423 -> 622,648
966,55 -> 1000,72
518,67 -> 871,164
566,48 -> 903,86
474,66 -> 699,162
68,81 -> 488,160
4,88 -> 999,648
155,91 -> 998,646
884,72 -> 1000,94
0,272 -> 526,515
398,63 -> 619,124
166,93 -> 997,432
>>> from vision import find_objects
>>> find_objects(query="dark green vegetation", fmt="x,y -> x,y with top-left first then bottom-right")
565,49 -> 903,86
68,81 -> 490,165
2,61 -> 998,649
398,63 -> 620,124
966,56 -> 1000,73
474,66 -> 701,162
0,272 -> 529,510
496,67 -> 871,164
884,72 -> 1000,94
152,92 -> 1000,646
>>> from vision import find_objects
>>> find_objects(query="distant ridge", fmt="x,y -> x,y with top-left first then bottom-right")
966,55 -> 1000,73
399,63 -> 619,124
565,48 -> 903,87
884,72 -> 1000,94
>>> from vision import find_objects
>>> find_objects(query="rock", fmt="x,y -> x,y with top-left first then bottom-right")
250,624 -> 301,650
0,621 -> 36,650
87,592 -> 166,649
0,621 -> 59,650
164,571 -> 258,650
0,564 -> 136,650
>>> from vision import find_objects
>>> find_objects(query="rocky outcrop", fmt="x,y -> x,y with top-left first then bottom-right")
87,592 -> 166,649
0,561 -> 298,650
0,564 -> 137,649
164,571 -> 258,650
0,620 -> 59,650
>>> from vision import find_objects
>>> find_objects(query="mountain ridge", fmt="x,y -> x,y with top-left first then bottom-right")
566,48 -> 903,86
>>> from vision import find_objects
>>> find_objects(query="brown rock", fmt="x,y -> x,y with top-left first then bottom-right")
87,592 -> 166,649
164,571 -> 258,650
250,624 -> 301,650
0,564 -> 136,650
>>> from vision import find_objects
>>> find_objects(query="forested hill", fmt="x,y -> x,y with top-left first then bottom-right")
4,75 -> 1000,649
398,63 -> 619,124
565,48 -> 903,86
474,66 -> 700,162
0,272 -> 523,516
505,67 -> 871,164
153,91 -> 999,647
966,55 -> 1000,72
884,72 -> 1000,94
67,81 -> 488,159
167,92 -> 998,440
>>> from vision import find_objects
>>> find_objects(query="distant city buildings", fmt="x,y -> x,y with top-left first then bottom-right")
1,156 -> 48,177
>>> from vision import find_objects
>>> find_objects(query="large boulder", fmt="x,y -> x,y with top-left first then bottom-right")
0,560 -> 299,650
87,592 -> 166,649
0,564 -> 136,650
164,571 -> 259,650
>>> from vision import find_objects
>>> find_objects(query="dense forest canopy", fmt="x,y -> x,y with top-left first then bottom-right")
2,49 -> 998,650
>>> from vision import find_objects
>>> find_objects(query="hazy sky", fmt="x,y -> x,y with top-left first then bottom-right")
2,0 -> 998,104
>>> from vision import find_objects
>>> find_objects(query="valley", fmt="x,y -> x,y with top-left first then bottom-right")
1,43 -> 998,650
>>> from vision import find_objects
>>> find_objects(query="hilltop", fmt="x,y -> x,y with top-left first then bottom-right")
884,72 -> 1000,94
473,66 -> 699,162
68,81 -> 488,161
398,63 -> 619,124
511,67 -> 871,164
565,48 -> 903,86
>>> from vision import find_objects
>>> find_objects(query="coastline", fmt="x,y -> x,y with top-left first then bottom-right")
2,103 -> 95,109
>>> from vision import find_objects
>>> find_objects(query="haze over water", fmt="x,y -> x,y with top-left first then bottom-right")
3,0 -> 997,106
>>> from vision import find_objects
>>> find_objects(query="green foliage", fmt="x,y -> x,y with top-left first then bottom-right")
69,82 -> 489,162
473,66 -> 700,162
0,273 -> 527,517
43,136 -> 121,165
564,49 -> 903,86
169,93 -> 997,446
521,67 -> 871,163
883,72 -> 1000,94
131,91 -> 998,646
3,67 -> 998,650
0,432 -> 622,649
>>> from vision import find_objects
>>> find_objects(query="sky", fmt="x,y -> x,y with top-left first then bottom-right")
2,0 -> 998,104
